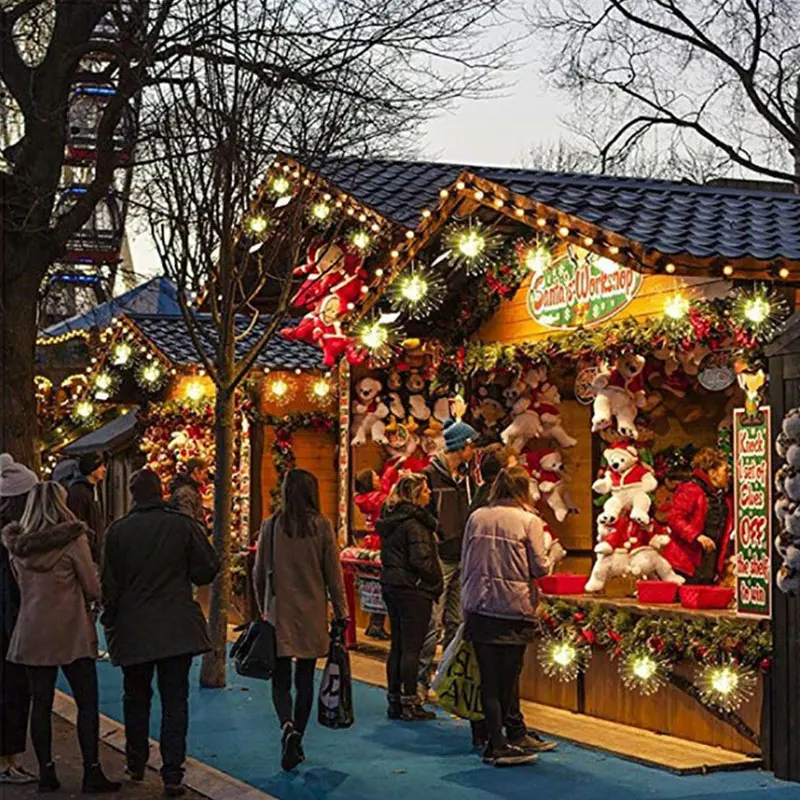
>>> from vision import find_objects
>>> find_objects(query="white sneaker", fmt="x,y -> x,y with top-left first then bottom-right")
98,650 -> 110,661
0,767 -> 37,784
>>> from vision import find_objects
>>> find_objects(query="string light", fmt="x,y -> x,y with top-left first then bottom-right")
664,294 -> 690,320
665,262 -> 676,274
779,266 -> 790,279
538,635 -> 590,682
390,264 -> 445,320
723,264 -> 734,277
619,651 -> 669,696
697,661 -> 756,712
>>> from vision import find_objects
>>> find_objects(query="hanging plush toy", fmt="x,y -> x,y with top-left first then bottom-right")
351,376 -> 389,446
593,441 -> 658,526
591,353 -> 647,439
523,449 -> 577,523
501,378 -> 543,453
523,366 -> 577,448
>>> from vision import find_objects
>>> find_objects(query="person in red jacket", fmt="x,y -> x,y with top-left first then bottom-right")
354,465 -> 399,640
663,448 -> 733,584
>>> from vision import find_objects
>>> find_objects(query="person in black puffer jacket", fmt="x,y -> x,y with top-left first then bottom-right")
378,474 -> 443,722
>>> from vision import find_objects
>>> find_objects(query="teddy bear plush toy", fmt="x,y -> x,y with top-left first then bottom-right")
501,378 -> 544,452
592,441 -> 658,526
523,449 -> 577,523
523,366 -> 577,448
591,353 -> 647,439
351,376 -> 390,446
542,522 -> 567,574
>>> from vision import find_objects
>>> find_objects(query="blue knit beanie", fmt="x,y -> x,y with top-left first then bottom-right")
443,419 -> 479,453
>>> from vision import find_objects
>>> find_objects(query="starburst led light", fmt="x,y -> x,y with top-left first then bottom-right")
92,371 -> 118,401
266,376 -> 294,406
444,219 -> 502,276
521,242 -> 553,273
136,360 -> 166,391
247,214 -> 270,237
619,651 -> 669,696
664,294 -> 691,320
309,201 -> 332,225
269,175 -> 292,198
696,661 -> 757,713
349,229 -> 373,253
731,285 -> 789,339
309,376 -> 335,406
356,315 -> 402,367
183,380 -> 207,404
111,341 -> 133,367
71,399 -> 96,425
391,265 -> 445,320
537,635 -> 590,682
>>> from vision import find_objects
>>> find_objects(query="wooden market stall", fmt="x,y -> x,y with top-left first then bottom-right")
236,156 -> 800,777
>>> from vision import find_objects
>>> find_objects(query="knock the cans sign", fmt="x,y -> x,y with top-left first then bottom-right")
733,407 -> 772,618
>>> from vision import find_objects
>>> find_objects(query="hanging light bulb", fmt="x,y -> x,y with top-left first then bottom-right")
664,294 -> 690,320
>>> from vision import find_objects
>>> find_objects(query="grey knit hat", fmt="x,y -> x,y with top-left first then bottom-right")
0,453 -> 39,498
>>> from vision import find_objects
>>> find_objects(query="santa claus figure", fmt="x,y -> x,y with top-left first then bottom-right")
662,447 -> 733,584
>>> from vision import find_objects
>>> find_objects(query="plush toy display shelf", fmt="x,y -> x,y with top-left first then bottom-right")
678,585 -> 734,610
636,580 -> 679,604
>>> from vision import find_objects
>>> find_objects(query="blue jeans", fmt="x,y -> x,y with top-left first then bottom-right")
417,559 -> 462,690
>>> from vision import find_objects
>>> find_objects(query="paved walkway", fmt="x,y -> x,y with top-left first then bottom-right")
55,654 -> 798,800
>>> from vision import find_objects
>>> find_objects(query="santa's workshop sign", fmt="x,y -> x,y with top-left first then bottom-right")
733,406 -> 772,618
527,247 -> 642,329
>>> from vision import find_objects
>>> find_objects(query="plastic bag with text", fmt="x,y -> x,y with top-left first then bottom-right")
431,624 -> 484,721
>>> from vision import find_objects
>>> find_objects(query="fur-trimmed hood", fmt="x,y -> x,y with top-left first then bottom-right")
2,520 -> 88,572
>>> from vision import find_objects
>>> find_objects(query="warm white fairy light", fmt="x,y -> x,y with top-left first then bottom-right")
743,296 -> 771,325
350,229 -> 372,252
310,202 -> 331,222
308,376 -> 334,406
71,400 -> 96,424
538,636 -> 590,682
522,243 -> 552,273
111,341 -> 133,367
619,651 -> 669,696
391,265 -> 445,320
248,215 -> 269,235
664,294 -> 690,320
184,380 -> 206,403
697,661 -> 756,713
270,176 -> 291,197
360,321 -> 388,350
444,219 -> 502,276
137,361 -> 166,391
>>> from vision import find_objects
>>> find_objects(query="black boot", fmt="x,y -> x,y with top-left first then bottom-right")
281,723 -> 303,771
82,764 -> 122,794
387,692 -> 402,720
37,763 -> 60,793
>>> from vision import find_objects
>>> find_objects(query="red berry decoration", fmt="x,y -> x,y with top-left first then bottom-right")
581,628 -> 597,645
573,612 -> 585,623
648,635 -> 664,653
760,658 -> 772,671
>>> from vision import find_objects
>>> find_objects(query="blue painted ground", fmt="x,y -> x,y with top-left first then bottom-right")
61,648 -> 796,800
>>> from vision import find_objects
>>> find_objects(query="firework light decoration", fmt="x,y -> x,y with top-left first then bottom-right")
730,285 -> 789,340
308,376 -> 335,407
391,263 -> 446,320
110,340 -> 134,367
136,360 -> 167,392
349,228 -> 374,254
696,660 -> 757,712
619,650 -> 670,696
71,399 -> 97,426
268,175 -> 292,199
444,218 -> 503,276
356,313 -> 403,367
517,239 -> 554,274
265,375 -> 295,407
92,371 -> 119,401
537,634 -> 591,682
308,201 -> 333,227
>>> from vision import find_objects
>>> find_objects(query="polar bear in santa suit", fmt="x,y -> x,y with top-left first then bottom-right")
592,442 -> 658,526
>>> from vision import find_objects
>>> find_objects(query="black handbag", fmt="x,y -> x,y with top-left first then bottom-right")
230,519 -> 277,680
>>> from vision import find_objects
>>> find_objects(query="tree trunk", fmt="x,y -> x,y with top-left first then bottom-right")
0,263 -> 41,467
199,385 -> 236,687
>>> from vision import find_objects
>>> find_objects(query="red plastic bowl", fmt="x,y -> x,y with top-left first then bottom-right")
537,574 -> 588,595
637,581 -> 679,604
678,585 -> 734,610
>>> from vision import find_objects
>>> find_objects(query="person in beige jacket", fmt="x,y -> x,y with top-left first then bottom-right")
2,482 -> 120,794
253,468 -> 348,772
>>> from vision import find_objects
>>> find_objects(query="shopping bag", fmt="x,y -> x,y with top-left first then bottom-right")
432,624 -> 484,721
318,625 -> 355,729
229,620 -> 276,681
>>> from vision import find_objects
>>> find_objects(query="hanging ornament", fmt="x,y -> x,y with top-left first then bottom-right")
268,175 -> 292,200
390,264 -> 445,320
111,340 -> 134,367
265,375 -> 295,407
443,218 -> 502,275
308,376 -> 335,407
730,285 -> 789,340
71,399 -> 97,425
348,228 -> 374,254
136,360 -> 167,392
308,201 -> 333,228
355,314 -> 402,367
246,214 -> 274,239
663,293 -> 690,321
619,650 -> 670,696
696,660 -> 756,712
517,238 -> 554,274
537,634 -> 591,682
92,370 -> 119,401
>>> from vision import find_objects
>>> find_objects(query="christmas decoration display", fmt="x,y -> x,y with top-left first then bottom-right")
523,449 -> 577,523
522,365 -> 577,448
591,353 -> 647,439
390,263 -> 446,320
444,218 -> 503,276
593,441 -> 658,526
537,633 -> 591,682
775,408 -> 800,594
619,650 -> 670,696
92,370 -> 119,401
136,360 -> 167,391
500,374 -> 545,452
350,376 -> 390,446
696,660 -> 757,713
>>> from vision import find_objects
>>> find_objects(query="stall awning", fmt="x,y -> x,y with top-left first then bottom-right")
63,409 -> 138,456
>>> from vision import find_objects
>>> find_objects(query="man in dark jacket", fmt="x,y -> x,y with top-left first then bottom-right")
168,458 -> 208,525
417,418 -> 478,701
101,470 -> 219,797
67,451 -> 107,564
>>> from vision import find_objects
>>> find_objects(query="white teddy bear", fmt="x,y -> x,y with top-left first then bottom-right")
387,392 -> 405,419
351,377 -> 389,446
522,367 -> 578,449
524,449 -> 578,523
591,353 -> 647,439
408,394 -> 431,422
592,442 -> 658,526
501,378 -> 543,452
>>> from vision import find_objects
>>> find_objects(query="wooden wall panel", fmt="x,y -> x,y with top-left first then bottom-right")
520,646 -> 579,711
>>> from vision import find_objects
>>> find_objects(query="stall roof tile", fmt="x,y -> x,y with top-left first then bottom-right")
308,158 -> 800,261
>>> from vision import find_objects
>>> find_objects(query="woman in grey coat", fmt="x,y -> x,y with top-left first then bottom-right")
254,469 -> 348,772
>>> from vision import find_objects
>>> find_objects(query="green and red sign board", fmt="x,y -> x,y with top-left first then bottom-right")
526,247 -> 642,329
733,406 -> 772,619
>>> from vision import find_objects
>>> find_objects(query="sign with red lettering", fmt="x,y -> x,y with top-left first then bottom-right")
526,246 -> 642,329
733,407 -> 772,618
